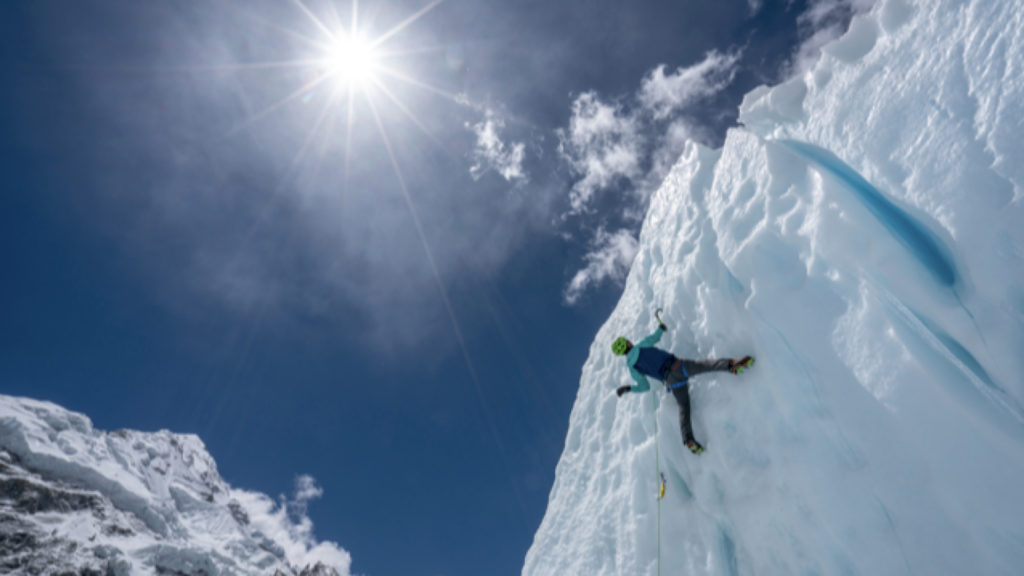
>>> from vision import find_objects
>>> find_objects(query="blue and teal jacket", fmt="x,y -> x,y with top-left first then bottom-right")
626,326 -> 677,392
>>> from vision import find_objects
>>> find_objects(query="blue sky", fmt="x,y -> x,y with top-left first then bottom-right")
0,1 -> 865,574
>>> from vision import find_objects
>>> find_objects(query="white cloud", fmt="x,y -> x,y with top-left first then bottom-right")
564,228 -> 639,305
645,119 -> 702,190
231,475 -> 351,574
789,26 -> 845,74
454,92 -> 476,110
747,0 -> 765,15
291,474 -> 324,512
801,0 -> 876,27
556,47 -> 744,220
788,0 -> 878,74
468,111 -> 527,183
638,50 -> 743,120
558,92 -> 645,214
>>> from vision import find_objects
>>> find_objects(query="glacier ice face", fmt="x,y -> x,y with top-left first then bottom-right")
0,395 -> 351,576
525,0 -> 1024,574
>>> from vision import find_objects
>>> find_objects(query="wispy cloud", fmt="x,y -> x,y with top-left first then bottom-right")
787,0 -> 877,74
291,474 -> 324,513
468,110 -> 528,183
638,50 -> 743,120
557,92 -> 645,214
232,474 -> 351,574
558,48 -> 744,303
646,118 -> 704,189
564,228 -> 639,305
557,50 -> 742,219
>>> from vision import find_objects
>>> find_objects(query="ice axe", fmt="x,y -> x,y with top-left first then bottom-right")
655,307 -> 665,329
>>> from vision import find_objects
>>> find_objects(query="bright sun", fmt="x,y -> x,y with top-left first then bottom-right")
324,35 -> 379,88
229,0 -> 447,151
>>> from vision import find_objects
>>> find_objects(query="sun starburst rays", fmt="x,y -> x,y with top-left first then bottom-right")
369,0 -> 445,49
289,0 -> 339,43
376,65 -> 458,101
369,77 -> 447,151
227,70 -> 334,137
202,0 -> 513,479
219,0 -> 464,336
224,0 -> 451,160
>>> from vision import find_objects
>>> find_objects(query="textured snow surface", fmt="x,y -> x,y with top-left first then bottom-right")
0,395 -> 351,576
525,0 -> 1024,574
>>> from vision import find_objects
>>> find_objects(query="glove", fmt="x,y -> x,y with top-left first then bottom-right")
616,385 -> 632,398
658,322 -> 667,332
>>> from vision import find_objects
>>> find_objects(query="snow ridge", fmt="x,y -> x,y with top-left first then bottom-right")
0,395 -> 351,576
525,0 -> 1024,574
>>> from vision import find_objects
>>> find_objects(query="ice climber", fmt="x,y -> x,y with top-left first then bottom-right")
612,321 -> 754,455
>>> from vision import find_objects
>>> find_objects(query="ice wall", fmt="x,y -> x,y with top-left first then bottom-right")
524,0 -> 1024,574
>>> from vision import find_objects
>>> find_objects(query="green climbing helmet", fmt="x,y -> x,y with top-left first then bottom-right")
611,337 -> 630,356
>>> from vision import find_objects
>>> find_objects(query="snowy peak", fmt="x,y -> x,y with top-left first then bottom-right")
1,397 -> 226,539
0,395 -> 350,576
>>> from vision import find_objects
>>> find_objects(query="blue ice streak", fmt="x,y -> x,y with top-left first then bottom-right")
780,140 -> 957,287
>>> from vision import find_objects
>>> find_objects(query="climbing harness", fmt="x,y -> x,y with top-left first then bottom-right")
665,360 -> 690,390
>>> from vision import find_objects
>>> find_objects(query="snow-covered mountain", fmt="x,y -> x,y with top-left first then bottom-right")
525,0 -> 1024,574
0,395 -> 350,575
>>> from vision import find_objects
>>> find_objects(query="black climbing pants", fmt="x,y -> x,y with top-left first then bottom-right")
665,358 -> 734,443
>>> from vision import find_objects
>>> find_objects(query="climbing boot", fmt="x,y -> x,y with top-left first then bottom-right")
729,356 -> 755,375
685,439 -> 704,455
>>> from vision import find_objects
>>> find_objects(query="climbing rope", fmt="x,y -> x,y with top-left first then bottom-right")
652,389 -> 664,576
653,307 -> 667,576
